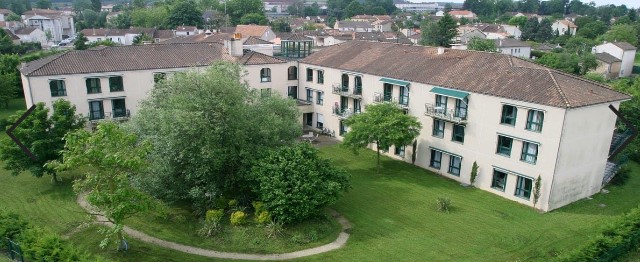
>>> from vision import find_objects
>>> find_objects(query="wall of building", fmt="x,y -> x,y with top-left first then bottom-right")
243,61 -> 299,98
499,46 -> 531,58
548,102 -> 620,210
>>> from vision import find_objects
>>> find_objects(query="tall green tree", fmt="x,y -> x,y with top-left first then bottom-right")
239,13 -> 267,25
521,17 -> 539,41
344,1 -> 364,18
226,0 -> 264,25
468,37 -> 498,52
536,18 -> 553,42
166,0 -> 203,28
55,122 -> 155,250
342,103 -> 422,173
109,11 -> 132,29
132,33 -> 153,44
90,0 -> 101,12
0,54 -> 20,108
252,143 -> 350,224
601,24 -> 638,45
129,61 -> 300,212
0,100 -> 85,182
35,0 -> 51,9
576,21 -> 608,39
508,16 -> 528,28
419,13 -> 458,47
74,32 -> 88,50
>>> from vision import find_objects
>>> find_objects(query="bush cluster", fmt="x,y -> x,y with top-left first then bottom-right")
0,209 -> 90,261
561,207 -> 640,261
436,197 -> 452,213
198,209 -> 225,237
230,211 -> 247,226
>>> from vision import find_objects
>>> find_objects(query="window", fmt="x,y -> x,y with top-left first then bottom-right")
306,89 -> 313,102
316,91 -> 323,105
317,70 -> 324,84
354,76 -> 362,95
448,156 -> 461,176
399,86 -> 409,106
455,99 -> 467,118
341,74 -> 349,89
435,94 -> 447,109
500,105 -> 517,126
88,100 -> 104,120
521,142 -> 538,164
383,83 -> 392,102
491,169 -> 507,191
306,68 -> 313,81
395,146 -> 405,157
452,124 -> 465,143
515,176 -> 533,199
109,76 -> 124,92
339,121 -> 347,136
429,149 -> 442,169
288,66 -> 297,80
432,119 -> 445,138
260,88 -> 271,97
496,135 -> 513,156
316,113 -> 324,129
288,86 -> 298,99
112,98 -> 127,118
354,99 -> 361,113
260,68 -> 271,82
49,80 -> 66,97
304,112 -> 313,126
86,78 -> 101,94
526,110 -> 544,132
154,72 -> 166,83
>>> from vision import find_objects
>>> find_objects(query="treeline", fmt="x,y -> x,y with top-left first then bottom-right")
464,0 -> 634,23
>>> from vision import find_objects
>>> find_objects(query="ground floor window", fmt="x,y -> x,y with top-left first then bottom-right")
339,121 -> 347,136
394,146 -> 405,158
316,113 -> 324,129
288,86 -> 297,99
304,113 -> 313,126
429,149 -> 442,169
514,176 -> 533,199
448,155 -> 461,176
491,169 -> 507,191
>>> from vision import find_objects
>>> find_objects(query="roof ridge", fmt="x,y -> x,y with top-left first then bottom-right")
546,69 -> 571,108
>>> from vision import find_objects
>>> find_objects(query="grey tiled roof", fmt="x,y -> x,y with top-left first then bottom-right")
595,53 -> 622,64
300,41 -> 630,108
611,42 -> 637,51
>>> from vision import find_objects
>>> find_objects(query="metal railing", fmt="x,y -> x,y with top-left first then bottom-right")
373,93 -> 409,109
332,84 -> 363,98
332,106 -> 359,119
89,109 -> 131,122
424,103 -> 467,124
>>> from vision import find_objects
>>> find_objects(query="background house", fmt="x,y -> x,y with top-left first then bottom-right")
594,53 -> 622,79
14,27 -> 46,45
552,20 -> 577,36
593,41 -> 637,78
495,38 -> 531,58
22,9 -> 75,42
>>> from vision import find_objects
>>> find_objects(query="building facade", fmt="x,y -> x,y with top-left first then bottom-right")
593,42 -> 637,78
19,40 -> 630,212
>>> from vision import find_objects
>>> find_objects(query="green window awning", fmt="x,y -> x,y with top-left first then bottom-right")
430,87 -> 469,100
380,77 -> 410,86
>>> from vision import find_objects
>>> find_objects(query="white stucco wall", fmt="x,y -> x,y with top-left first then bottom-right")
594,43 -> 636,77
499,46 -> 531,58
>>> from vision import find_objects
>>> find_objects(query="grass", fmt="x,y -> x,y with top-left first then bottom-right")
0,98 -> 25,122
635,53 -> 640,66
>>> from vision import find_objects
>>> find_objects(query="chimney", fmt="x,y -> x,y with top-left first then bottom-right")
225,33 -> 244,57
205,29 -> 212,35
437,46 -> 445,55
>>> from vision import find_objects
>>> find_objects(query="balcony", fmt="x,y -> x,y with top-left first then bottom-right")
424,103 -> 467,124
89,109 -> 131,122
373,93 -> 410,109
332,84 -> 362,99
332,106 -> 359,119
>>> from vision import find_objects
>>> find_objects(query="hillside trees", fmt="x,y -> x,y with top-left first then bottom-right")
129,61 -> 300,213
419,13 -> 458,47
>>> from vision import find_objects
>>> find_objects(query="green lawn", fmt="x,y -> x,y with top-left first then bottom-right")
0,98 -> 26,123
635,53 -> 640,66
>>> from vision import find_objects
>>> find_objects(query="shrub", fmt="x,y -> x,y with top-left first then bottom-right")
19,228 -> 89,261
470,161 -> 478,185
252,201 -> 266,216
264,220 -> 283,239
199,209 -> 225,237
253,143 -> 351,224
256,211 -> 271,225
436,197 -> 452,213
230,211 -> 246,226
0,209 -> 29,240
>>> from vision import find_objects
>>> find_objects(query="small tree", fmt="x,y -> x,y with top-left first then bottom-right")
342,103 -> 422,173
467,37 -> 498,52
55,122 -> 155,250
0,100 -> 85,182
533,175 -> 542,207
74,33 -> 88,50
252,143 -> 350,224
470,161 -> 479,185
132,33 -> 153,45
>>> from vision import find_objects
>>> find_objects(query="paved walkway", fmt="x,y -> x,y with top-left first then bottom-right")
76,195 -> 351,260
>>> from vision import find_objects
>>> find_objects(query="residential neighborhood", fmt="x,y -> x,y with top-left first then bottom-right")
0,0 -> 639,261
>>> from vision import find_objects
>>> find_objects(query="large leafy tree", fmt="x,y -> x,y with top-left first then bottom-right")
129,61 -> 300,213
0,100 -> 85,182
55,122 -> 155,250
536,18 -> 553,42
166,0 -> 203,28
74,33 -> 88,50
226,0 -> 264,26
600,24 -> 638,46
0,54 -> 20,108
342,103 -> 422,173
419,14 -> 458,47
252,143 -> 350,224
521,17 -> 539,41
468,37 -> 498,52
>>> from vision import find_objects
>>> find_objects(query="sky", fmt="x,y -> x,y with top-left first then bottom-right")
429,0 -> 640,8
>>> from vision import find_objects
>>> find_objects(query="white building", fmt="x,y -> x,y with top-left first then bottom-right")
494,38 -> 531,58
552,20 -> 577,36
334,21 -> 374,32
81,28 -> 175,45
19,40 -> 631,212
175,26 -> 198,36
22,9 -> 75,42
0,9 -> 14,21
395,2 -> 442,13
448,10 -> 476,19
593,41 -> 637,78
14,27 -> 46,45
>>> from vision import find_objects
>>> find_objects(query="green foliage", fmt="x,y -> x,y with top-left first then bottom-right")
560,206 -> 640,261
508,16 -> 528,28
436,197 -> 452,213
74,33 -> 88,50
166,0 -> 203,28
239,13 -> 268,25
230,211 -> 246,226
467,37 -> 498,52
585,72 -> 606,83
610,165 -> 631,186
536,18 -> 553,42
90,0 -> 101,12
88,39 -> 117,48
0,100 -> 85,181
601,24 -> 638,46
109,11 -> 132,29
56,122 -> 155,249
256,211 -> 271,225
264,220 -> 283,239
131,7 -> 169,29
132,33 -> 153,45
533,175 -> 542,207
252,143 -> 350,224
35,0 -> 51,9
577,21 -> 608,39
252,201 -> 265,216
536,51 -> 598,75
0,54 -> 20,108
199,209 -> 224,237
342,102 -> 421,172
129,61 -> 300,212
344,1 -> 364,18
226,0 -> 264,25
610,77 -> 640,163
521,17 -> 539,41
419,14 -> 458,47
470,161 -> 479,185
0,209 -> 28,239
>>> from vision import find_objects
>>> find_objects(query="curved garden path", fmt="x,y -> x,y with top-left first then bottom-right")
76,194 -> 351,260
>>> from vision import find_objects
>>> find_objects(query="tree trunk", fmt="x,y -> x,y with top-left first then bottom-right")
51,172 -> 58,183
376,141 -> 381,174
